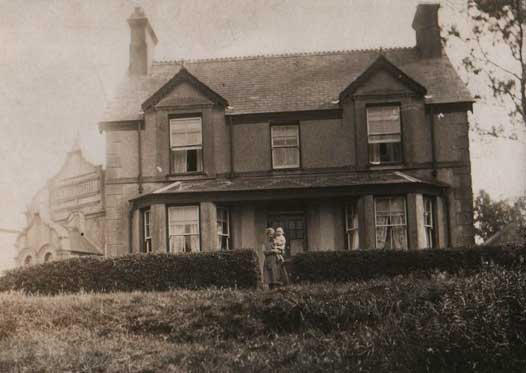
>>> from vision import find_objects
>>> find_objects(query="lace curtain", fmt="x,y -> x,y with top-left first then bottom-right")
375,197 -> 407,249
168,206 -> 200,253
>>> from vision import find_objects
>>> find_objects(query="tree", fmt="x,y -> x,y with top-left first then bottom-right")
447,0 -> 526,134
473,190 -> 526,242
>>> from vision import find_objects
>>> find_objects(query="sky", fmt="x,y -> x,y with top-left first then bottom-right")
0,0 -> 525,235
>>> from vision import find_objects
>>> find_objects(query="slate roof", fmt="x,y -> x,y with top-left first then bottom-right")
145,171 -> 447,197
101,47 -> 473,122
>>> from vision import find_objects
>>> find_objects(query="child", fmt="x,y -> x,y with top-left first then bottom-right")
273,227 -> 286,263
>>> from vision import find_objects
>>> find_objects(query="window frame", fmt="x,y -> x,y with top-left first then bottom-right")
374,196 -> 409,250
166,204 -> 201,253
366,103 -> 404,166
141,208 -> 152,253
217,207 -> 230,250
423,196 -> 436,249
270,123 -> 301,170
43,252 -> 53,263
344,201 -> 360,250
168,114 -> 204,175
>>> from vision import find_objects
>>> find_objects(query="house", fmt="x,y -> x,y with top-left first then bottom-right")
98,3 -> 474,258
0,228 -> 20,273
14,142 -> 105,266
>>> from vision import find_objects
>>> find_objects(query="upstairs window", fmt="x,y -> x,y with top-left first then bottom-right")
170,117 -> 203,174
423,196 -> 435,248
367,105 -> 402,165
217,207 -> 230,250
142,209 -> 152,253
271,125 -> 300,169
168,206 -> 200,253
375,196 -> 408,249
345,201 -> 360,250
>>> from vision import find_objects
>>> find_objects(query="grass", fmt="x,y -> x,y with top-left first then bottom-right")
0,267 -> 525,372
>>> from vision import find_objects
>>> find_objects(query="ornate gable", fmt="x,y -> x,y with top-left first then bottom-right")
48,144 -> 104,221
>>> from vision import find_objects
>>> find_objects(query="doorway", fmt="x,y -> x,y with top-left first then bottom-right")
268,211 -> 306,256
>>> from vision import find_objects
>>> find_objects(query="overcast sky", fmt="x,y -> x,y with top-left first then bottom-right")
0,0 -> 525,235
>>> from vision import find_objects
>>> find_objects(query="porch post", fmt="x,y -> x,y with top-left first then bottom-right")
151,204 -> 167,253
200,202 -> 218,251
407,193 -> 426,249
361,195 -> 376,249
435,196 -> 448,248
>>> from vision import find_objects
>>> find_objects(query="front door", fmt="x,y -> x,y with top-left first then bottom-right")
268,212 -> 306,257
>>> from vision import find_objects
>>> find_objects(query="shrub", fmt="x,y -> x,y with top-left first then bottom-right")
288,244 -> 526,283
0,250 -> 260,295
1,267 -> 526,371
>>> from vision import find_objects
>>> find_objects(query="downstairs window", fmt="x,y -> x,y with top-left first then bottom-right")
168,206 -> 200,253
374,196 -> 408,249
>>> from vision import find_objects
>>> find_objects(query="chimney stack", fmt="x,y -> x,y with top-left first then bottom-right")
127,7 -> 158,76
412,2 -> 442,59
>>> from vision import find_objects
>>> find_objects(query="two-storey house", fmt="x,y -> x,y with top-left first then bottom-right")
99,3 -> 475,259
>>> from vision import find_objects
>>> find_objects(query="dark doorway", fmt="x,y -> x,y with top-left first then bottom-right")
268,211 -> 306,256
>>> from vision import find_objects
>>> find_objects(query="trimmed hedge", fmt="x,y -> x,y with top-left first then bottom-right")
0,250 -> 260,295
288,244 -> 526,283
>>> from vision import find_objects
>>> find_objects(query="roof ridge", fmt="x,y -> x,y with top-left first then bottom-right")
152,46 -> 415,65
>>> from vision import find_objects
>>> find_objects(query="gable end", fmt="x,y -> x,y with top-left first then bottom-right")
339,54 -> 427,101
142,67 -> 229,111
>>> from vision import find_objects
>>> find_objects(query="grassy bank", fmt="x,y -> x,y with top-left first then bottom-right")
1,267 -> 525,372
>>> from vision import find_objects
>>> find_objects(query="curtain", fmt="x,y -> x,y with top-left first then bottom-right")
273,147 -> 299,168
168,206 -> 200,252
375,216 -> 389,249
172,150 -> 187,173
351,211 -> 360,249
392,227 -> 407,250
195,149 -> 203,172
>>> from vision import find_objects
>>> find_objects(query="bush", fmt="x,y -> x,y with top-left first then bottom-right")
0,250 -> 260,295
288,244 -> 526,283
1,268 -> 525,371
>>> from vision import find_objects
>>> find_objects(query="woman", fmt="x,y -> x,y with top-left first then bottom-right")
262,227 -> 289,289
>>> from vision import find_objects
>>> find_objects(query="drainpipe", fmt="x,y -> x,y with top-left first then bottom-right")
429,106 -> 438,178
137,118 -> 144,194
443,188 -> 452,248
128,202 -> 136,254
228,115 -> 235,179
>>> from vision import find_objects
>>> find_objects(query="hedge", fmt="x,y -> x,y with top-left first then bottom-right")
287,244 -> 526,283
0,250 -> 260,295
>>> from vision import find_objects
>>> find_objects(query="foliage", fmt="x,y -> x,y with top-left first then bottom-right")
474,189 -> 526,242
287,243 -> 526,283
0,267 -> 525,372
447,0 -> 526,133
0,250 -> 260,295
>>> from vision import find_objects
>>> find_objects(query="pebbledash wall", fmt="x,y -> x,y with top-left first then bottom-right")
99,2 -> 475,259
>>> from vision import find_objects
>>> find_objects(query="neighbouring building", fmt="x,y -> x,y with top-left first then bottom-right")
14,142 -> 105,266
0,228 -> 20,273
97,3 -> 475,259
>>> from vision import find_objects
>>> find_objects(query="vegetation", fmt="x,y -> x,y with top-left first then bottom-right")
447,0 -> 526,134
0,250 -> 260,295
0,267 -> 525,372
474,190 -> 526,242
288,243 -> 526,283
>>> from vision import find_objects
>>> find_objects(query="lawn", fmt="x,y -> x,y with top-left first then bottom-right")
0,267 -> 525,372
